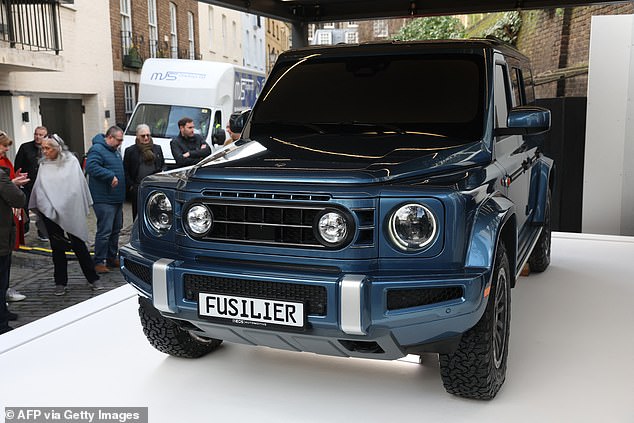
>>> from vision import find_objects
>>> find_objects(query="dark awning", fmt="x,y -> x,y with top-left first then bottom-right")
200,0 -> 629,23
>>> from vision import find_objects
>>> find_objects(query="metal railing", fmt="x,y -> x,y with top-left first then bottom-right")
0,0 -> 63,53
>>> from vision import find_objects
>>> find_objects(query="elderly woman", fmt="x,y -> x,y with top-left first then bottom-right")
29,135 -> 102,296
123,124 -> 165,219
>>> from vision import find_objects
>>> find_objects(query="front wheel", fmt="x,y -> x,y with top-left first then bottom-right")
138,296 -> 222,358
439,241 -> 511,400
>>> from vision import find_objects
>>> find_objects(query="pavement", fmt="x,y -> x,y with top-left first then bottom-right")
6,201 -> 134,329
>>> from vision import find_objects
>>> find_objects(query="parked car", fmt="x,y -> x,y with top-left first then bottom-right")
120,39 -> 553,400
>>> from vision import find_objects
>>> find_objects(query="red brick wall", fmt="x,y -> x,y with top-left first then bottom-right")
110,0 -> 200,125
517,4 -> 633,98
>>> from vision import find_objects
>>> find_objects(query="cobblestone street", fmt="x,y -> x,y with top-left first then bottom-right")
7,202 -> 133,329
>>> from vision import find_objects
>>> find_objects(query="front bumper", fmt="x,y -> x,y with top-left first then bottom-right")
120,244 -> 490,360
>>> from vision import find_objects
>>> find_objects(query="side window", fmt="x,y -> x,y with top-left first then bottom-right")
494,63 -> 511,132
522,68 -> 536,104
510,68 -> 523,107
214,111 -> 222,129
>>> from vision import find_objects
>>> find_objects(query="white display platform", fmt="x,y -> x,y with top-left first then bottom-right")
1,233 -> 633,422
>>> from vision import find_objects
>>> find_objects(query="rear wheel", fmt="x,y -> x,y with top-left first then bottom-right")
138,296 -> 222,358
439,241 -> 511,400
528,188 -> 552,272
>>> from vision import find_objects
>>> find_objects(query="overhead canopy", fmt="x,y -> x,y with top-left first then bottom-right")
201,0 -> 630,23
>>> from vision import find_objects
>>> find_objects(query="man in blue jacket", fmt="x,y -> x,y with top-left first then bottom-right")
86,126 -> 125,273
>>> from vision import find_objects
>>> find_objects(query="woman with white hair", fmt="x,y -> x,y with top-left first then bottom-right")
123,123 -> 165,219
29,135 -> 101,296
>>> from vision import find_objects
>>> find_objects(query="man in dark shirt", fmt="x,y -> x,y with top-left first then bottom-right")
14,126 -> 48,242
170,117 -> 211,167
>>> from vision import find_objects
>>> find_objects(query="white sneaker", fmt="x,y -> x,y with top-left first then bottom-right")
6,288 -> 26,302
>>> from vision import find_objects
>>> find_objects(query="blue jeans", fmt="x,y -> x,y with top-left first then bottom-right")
93,202 -> 123,265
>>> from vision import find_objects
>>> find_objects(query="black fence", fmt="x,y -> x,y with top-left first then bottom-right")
535,97 -> 587,233
0,0 -> 63,53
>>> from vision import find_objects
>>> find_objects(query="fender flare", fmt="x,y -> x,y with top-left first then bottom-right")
465,193 -> 517,284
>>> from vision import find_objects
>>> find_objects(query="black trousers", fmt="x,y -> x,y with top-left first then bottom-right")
41,216 -> 98,286
0,254 -> 10,329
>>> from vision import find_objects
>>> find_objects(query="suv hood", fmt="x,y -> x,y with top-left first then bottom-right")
180,135 -> 491,184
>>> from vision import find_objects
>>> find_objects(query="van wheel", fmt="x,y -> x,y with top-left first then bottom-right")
138,296 -> 222,358
528,188 -> 551,272
439,241 -> 511,400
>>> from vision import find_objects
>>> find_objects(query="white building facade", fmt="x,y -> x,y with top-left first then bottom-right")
0,0 -> 115,157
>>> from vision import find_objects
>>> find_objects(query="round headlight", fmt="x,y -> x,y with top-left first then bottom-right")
314,210 -> 350,247
388,203 -> 437,251
145,191 -> 173,235
186,204 -> 213,236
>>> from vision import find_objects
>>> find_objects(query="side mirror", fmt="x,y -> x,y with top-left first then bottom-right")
498,106 -> 551,136
212,126 -> 226,144
229,109 -> 251,134
495,106 -> 551,136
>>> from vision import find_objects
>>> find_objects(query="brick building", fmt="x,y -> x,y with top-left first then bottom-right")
517,4 -> 634,99
110,0 -> 200,127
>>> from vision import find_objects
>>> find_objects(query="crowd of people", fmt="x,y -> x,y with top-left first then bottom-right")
0,115 -> 241,334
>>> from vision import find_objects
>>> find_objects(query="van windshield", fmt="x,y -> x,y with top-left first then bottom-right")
126,104 -> 211,139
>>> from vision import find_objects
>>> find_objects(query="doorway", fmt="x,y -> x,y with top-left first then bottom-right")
39,98 -> 85,157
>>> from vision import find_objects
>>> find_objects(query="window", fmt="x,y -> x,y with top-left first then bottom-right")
494,64 -> 511,130
373,20 -> 388,37
522,68 -> 536,104
169,3 -> 178,58
510,68 -> 523,107
346,31 -> 358,44
308,24 -> 315,41
188,11 -> 195,60
207,6 -> 214,51
347,21 -> 358,28
124,83 -> 136,120
120,0 -> 132,54
232,21 -> 237,50
148,0 -> 158,58
323,22 -> 335,29
318,31 -> 332,45
222,14 -> 227,52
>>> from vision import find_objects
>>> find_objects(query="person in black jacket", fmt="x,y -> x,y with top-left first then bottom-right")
170,116 -> 211,167
0,131 -> 28,334
123,124 -> 165,219
14,126 -> 49,241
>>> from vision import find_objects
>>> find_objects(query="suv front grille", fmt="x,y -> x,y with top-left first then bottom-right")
184,274 -> 328,316
184,200 -> 375,249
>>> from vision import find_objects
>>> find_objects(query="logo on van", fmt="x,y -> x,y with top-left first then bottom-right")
150,71 -> 207,81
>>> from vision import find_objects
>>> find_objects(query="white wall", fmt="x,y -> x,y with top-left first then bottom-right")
5,0 -> 114,153
198,3 -> 242,65
241,13 -> 265,72
583,15 -> 634,236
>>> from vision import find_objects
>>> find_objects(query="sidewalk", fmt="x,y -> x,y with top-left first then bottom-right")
7,201 -> 134,329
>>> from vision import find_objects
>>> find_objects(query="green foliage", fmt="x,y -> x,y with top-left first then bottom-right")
478,11 -> 522,45
392,16 -> 465,41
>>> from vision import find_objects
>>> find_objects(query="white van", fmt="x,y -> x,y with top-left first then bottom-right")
122,58 -> 265,166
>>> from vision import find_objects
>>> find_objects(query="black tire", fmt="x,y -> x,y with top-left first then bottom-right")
138,296 -> 222,358
439,242 -> 511,400
528,188 -> 551,272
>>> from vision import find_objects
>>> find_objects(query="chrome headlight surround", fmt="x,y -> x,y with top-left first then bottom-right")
183,203 -> 213,238
313,208 -> 355,249
145,191 -> 173,236
388,203 -> 437,251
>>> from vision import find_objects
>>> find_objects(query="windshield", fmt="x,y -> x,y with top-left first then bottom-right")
126,104 -> 211,139
251,53 -> 486,146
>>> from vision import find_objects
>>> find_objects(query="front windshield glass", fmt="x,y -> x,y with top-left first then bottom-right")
126,104 -> 211,139
251,53 -> 486,147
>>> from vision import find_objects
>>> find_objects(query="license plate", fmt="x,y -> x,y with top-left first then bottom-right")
198,293 -> 305,328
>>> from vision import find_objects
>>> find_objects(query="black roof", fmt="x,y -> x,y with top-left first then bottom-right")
277,38 -> 529,62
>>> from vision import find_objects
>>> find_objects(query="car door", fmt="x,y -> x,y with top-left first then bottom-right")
493,55 -> 532,237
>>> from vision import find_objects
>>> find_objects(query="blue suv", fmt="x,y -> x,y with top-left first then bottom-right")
120,39 -> 553,400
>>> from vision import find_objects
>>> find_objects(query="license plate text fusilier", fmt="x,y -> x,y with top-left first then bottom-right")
199,293 -> 304,328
